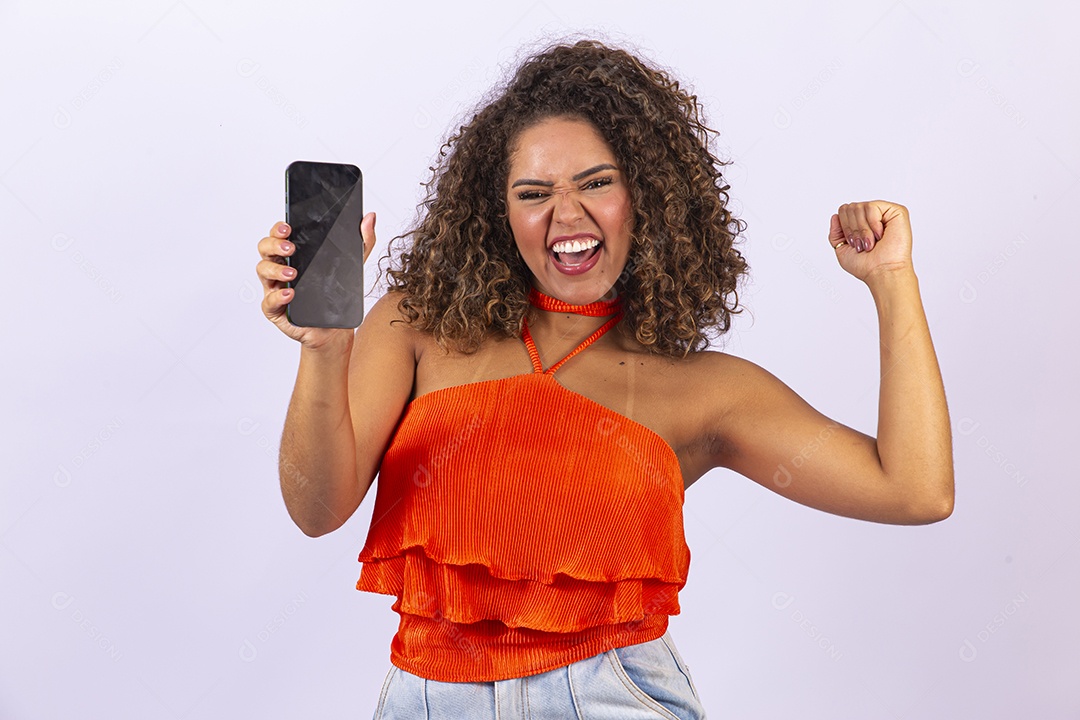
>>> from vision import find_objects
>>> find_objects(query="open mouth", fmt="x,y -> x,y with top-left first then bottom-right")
551,237 -> 603,267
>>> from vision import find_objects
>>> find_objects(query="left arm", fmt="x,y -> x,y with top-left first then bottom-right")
864,265 -> 954,522
708,201 -> 954,525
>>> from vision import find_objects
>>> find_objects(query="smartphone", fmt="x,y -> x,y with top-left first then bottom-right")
284,161 -> 364,328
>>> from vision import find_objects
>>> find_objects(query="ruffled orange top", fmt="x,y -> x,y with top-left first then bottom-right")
356,290 -> 690,682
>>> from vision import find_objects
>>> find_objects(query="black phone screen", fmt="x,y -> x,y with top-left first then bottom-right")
284,161 -> 364,328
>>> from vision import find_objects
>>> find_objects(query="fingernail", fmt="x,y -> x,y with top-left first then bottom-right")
281,242 -> 292,252
278,223 -> 290,234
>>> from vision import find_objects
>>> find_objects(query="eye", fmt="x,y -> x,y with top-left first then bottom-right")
582,176 -> 613,191
515,190 -> 547,201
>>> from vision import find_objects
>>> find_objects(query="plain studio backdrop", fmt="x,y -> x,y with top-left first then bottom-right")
2,1 -> 1076,717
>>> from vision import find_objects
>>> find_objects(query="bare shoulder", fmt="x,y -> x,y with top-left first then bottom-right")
686,347 -> 809,419
605,339 -> 760,464
349,290 -> 426,422
356,290 -> 425,361
677,347 -> 787,393
660,347 -> 792,465
606,331 -> 766,412
663,346 -> 768,400
363,289 -> 417,326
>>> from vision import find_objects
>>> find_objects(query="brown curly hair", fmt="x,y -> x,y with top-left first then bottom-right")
376,39 -> 748,357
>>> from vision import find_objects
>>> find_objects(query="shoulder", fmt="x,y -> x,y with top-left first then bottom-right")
677,349 -> 792,418
358,291 -> 428,363
617,334 -> 759,381
367,290 -> 498,364
609,345 -> 766,477
662,347 -> 785,442
606,328 -> 760,390
366,289 -> 413,323
687,348 -> 777,388
627,346 -> 821,479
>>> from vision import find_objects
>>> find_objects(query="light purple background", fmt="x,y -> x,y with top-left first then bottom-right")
3,1 -> 1076,718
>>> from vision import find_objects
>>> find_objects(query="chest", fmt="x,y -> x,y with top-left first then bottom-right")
411,332 -> 716,489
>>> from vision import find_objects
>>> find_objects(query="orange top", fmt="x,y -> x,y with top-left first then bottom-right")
356,301 -> 690,682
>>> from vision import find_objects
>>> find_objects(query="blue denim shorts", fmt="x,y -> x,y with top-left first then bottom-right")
371,630 -> 706,719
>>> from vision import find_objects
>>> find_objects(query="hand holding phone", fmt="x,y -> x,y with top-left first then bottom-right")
256,192 -> 376,349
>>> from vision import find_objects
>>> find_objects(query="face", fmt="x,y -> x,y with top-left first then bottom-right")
505,116 -> 633,305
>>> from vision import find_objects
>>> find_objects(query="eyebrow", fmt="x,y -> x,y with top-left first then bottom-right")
510,163 -> 618,188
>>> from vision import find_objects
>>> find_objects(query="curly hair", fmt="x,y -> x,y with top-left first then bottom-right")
376,39 -> 748,357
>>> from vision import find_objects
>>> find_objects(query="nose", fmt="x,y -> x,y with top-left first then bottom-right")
552,188 -> 584,225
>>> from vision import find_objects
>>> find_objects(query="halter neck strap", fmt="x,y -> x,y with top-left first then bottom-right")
528,287 -> 622,317
521,310 -> 623,376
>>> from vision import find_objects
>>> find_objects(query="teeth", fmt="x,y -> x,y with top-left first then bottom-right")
552,238 -> 600,254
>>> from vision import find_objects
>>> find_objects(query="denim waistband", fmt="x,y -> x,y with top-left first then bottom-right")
372,629 -> 706,719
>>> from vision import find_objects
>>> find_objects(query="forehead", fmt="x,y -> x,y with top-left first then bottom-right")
508,117 -> 617,174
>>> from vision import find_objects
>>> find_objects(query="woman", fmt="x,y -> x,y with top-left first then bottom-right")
255,40 -> 952,719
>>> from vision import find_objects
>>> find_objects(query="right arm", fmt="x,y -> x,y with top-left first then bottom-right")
257,217 -> 418,537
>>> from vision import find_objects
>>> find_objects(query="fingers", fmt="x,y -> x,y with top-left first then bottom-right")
261,283 -> 293,322
256,257 -> 295,288
256,223 -> 295,286
871,200 -> 911,231
835,202 -> 880,253
257,222 -> 292,260
257,212 -> 376,325
360,212 -> 377,264
828,214 -> 844,246
256,221 -> 296,318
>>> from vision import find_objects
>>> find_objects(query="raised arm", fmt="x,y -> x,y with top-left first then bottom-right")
258,215 -> 418,537
708,201 -> 954,525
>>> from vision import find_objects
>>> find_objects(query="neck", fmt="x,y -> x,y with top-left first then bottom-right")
528,286 -> 621,316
